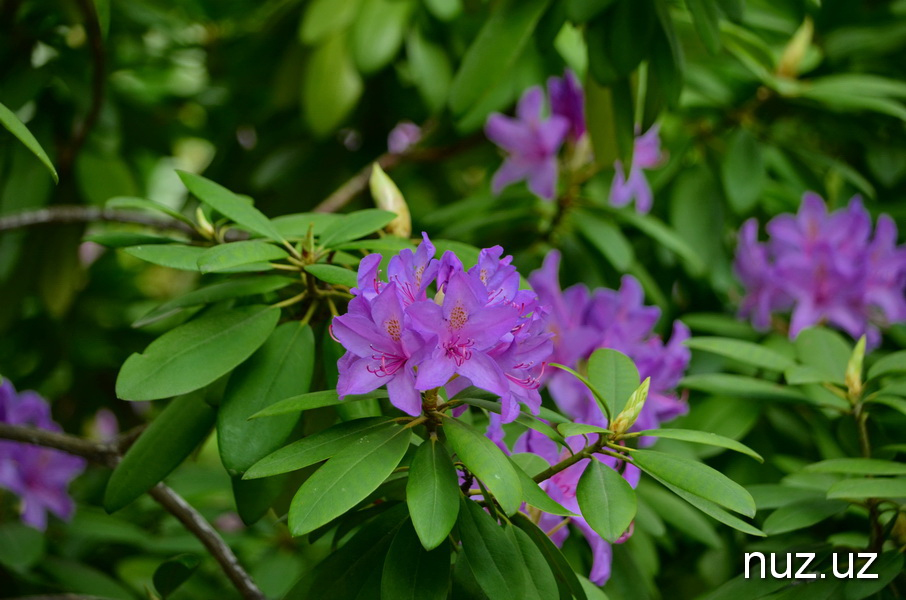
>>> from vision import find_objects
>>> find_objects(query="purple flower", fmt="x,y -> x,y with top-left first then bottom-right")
548,70 -> 586,142
734,193 -> 906,347
609,125 -> 665,214
387,121 -> 422,155
333,235 -> 554,420
486,86 -> 569,201
0,379 -> 85,531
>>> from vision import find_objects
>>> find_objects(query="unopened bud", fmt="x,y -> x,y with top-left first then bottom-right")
845,336 -> 866,400
611,377 -> 650,435
370,163 -> 411,238
195,206 -> 215,239
777,17 -> 813,79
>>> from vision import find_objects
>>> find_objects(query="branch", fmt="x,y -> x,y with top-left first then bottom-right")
0,423 -> 265,600
0,206 -> 195,234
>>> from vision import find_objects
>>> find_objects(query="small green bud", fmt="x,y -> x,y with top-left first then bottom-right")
611,377 -> 650,435
195,206 -> 215,239
845,335 -> 866,400
369,163 -> 411,238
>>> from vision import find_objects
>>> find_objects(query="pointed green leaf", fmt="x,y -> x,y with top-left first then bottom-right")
805,458 -> 906,476
684,337 -> 795,371
577,460 -> 636,542
442,416 -> 522,515
249,389 -> 388,418
827,477 -> 906,500
652,477 -> 765,537
318,209 -> 397,247
116,306 -> 280,401
303,264 -> 358,288
509,458 -> 576,517
0,101 -> 58,183
573,209 -> 635,271
123,245 -> 206,271
381,520 -> 451,600
177,171 -> 285,242
511,513 -> 587,600
106,196 -> 194,226
407,437 -> 460,550
794,327 -> 851,385
153,554 -> 200,599
588,348 -> 639,419
632,449 -> 756,517
635,428 -> 763,462
867,350 -> 906,380
506,525 -> 558,600
197,241 -> 288,273
288,423 -> 411,536
457,499 -> 526,600
105,393 -> 215,512
762,500 -> 848,535
680,373 -> 812,403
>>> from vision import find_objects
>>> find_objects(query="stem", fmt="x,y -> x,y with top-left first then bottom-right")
853,400 -> 884,552
532,443 -> 600,484
0,206 -> 195,235
272,290 -> 307,308
0,423 -> 265,600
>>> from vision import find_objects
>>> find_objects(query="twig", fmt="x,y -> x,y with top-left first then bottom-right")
0,206 -> 195,234
9,596 -> 110,600
0,423 -> 265,600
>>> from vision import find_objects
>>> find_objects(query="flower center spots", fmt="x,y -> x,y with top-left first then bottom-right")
449,302 -> 468,330
414,265 -> 424,287
479,268 -> 488,284
384,318 -> 402,341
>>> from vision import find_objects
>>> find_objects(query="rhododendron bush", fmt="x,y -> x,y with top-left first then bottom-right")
1,1 -> 905,599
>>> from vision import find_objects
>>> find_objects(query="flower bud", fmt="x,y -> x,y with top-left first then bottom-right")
845,335 -> 866,401
369,163 -> 411,238
611,377 -> 650,435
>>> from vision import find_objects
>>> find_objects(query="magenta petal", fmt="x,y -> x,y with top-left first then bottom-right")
516,86 -> 545,122
387,368 -> 421,416
527,158 -> 559,201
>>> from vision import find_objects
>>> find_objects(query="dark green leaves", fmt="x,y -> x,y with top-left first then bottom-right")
288,423 -> 411,536
442,416 -> 522,515
0,522 -> 45,571
457,499 -> 526,600
381,520 -> 450,600
303,34 -> 363,137
105,393 -> 216,512
0,101 -> 58,183
577,460 -> 636,542
684,337 -> 795,372
635,428 -> 763,462
407,437 -> 460,550
218,323 -> 314,473
177,171 -> 285,242
153,554 -> 200,599
721,129 -> 765,214
303,264 -> 358,288
588,348 -> 639,419
827,478 -> 906,500
196,241 -> 288,273
116,306 -> 280,401
318,209 -> 397,247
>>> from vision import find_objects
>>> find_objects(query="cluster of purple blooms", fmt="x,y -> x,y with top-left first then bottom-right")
332,233 -> 552,422
484,69 -> 664,213
333,239 -> 691,585
0,379 -> 85,530
735,193 -> 906,348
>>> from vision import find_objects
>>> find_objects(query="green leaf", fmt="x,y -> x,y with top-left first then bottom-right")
84,232 -> 184,248
407,437 -> 460,550
865,395 -> 906,417
761,500 -> 848,535
684,337 -> 794,372
0,101 -> 58,183
680,373 -> 812,403
511,513 -> 587,600
827,477 -> 906,500
106,196 -> 195,226
407,28 -> 454,113
573,209 -> 635,272
588,348 -> 640,419
196,241 -> 289,273
680,313 -> 758,339
843,551 -> 905,600
549,363 -> 612,419
805,458 -> 906,476
42,557 -> 136,600
351,0 -> 415,74
303,264 -> 358,288
615,208 -> 707,276
104,392 -> 216,512
635,428 -> 763,462
867,350 -> 906,380
794,327 -> 851,386
244,417 -> 391,479
632,449 -> 756,517
123,244 -> 206,271
153,554 -> 200,599
303,33 -> 364,137
133,275 -> 294,328
566,0 -> 617,22
457,499 -> 526,600
557,423 -> 613,438
638,482 -> 721,547
177,171 -> 285,242
116,305 -> 280,401
288,423 -> 411,536
271,212 -> 341,238
652,477 -> 765,537
250,389 -> 387,418
381,520 -> 451,600
0,522 -> 44,571
577,460 -> 637,542
299,0 -> 361,45
318,209 -> 397,247
509,458 -> 576,517
506,525 -> 559,600
442,416 -> 522,515
448,0 -> 552,115
218,323 -> 314,473
685,0 -> 721,54
232,475 -> 285,525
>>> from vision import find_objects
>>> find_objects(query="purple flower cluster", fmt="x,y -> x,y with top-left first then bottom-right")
0,379 -> 85,530
485,71 -> 585,201
609,126 -> 666,214
529,250 -> 690,431
735,193 -> 906,347
332,234 -> 553,420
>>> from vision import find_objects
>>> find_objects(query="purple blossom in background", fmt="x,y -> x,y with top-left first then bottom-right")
387,121 -> 422,155
0,379 -> 85,531
528,251 -> 690,431
734,193 -> 906,347
486,86 -> 569,201
333,235 -> 552,419
610,125 -> 665,214
548,70 -> 586,142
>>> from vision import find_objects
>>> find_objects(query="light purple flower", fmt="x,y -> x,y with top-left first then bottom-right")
387,121 -> 422,155
0,379 -> 85,531
486,86 -> 569,201
548,70 -> 586,142
610,125 -> 665,214
734,193 -> 906,347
